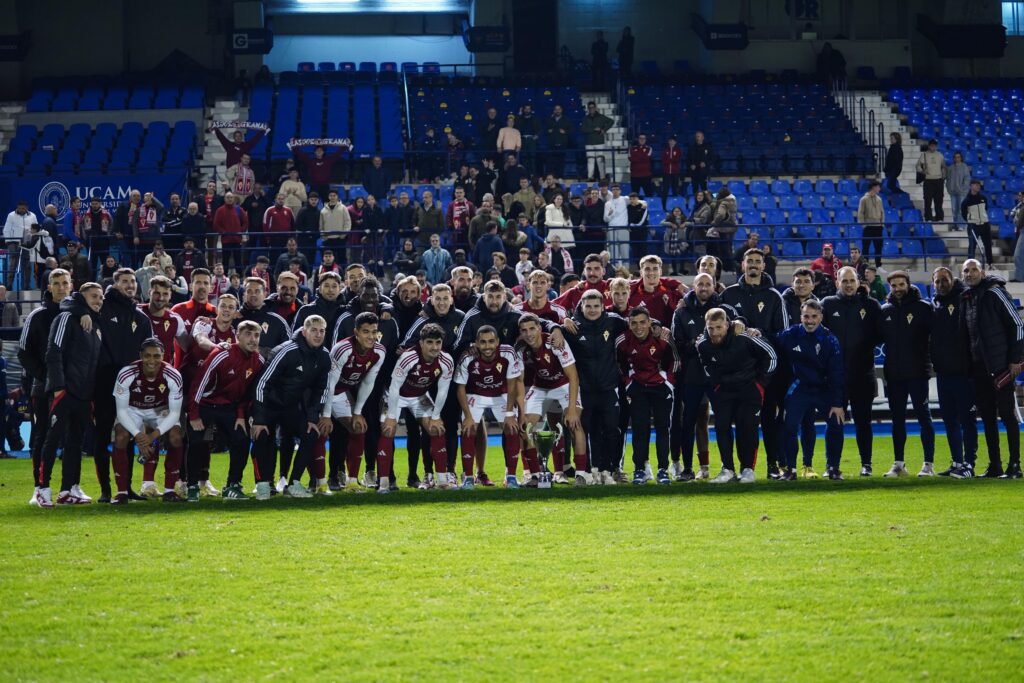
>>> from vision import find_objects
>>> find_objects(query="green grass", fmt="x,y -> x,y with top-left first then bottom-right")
1,437 -> 1023,682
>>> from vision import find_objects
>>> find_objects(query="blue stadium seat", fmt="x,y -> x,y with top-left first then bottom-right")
298,62 -> 315,73
318,62 -> 337,72
771,180 -> 791,195
793,179 -> 813,195
882,240 -> 900,257
778,195 -> 801,210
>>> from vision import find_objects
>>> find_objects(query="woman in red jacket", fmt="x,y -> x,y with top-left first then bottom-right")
660,135 -> 683,204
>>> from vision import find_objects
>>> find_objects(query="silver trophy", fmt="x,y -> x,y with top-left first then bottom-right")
531,420 -> 563,489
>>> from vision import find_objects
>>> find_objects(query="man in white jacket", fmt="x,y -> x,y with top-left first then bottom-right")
603,184 -> 628,266
4,200 -> 37,289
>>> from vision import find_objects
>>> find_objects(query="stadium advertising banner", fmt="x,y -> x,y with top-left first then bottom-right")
0,171 -> 189,221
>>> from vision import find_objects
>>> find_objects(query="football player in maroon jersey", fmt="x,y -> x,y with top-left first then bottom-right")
514,270 -> 567,324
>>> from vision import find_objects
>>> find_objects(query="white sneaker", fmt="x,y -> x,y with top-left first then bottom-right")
363,471 -> 378,488
284,481 -> 312,499
201,480 -> 221,497
314,479 -> 333,496
29,486 -> 40,506
418,473 -> 436,490
139,481 -> 161,499
709,468 -> 737,484
552,471 -> 570,485
738,468 -> 756,484
574,470 -> 594,486
70,484 -> 92,503
254,482 -> 271,500
461,474 -> 475,490
917,462 -> 936,477
695,465 -> 710,480
884,462 -> 908,478
275,477 -> 288,494
174,480 -> 187,498
669,462 -> 683,480
33,487 -> 53,509
344,475 -> 363,492
643,462 -> 654,483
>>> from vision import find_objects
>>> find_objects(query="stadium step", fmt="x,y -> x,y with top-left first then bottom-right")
0,101 -> 24,161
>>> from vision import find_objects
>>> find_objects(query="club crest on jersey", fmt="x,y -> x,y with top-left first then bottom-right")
757,301 -> 765,312
158,383 -> 166,393
906,313 -> 913,324
948,304 -> 955,315
859,308 -> 866,319
543,353 -> 550,362
603,330 -> 609,341
163,320 -> 170,331
131,321 -> 137,332
261,322 -> 269,333
245,368 -> 253,378
434,368 -> 440,376
496,362 -> 503,372
815,343 -> 821,354
649,345 -> 656,355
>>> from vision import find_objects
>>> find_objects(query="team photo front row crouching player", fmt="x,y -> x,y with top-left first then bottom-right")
23,252 -> 1024,508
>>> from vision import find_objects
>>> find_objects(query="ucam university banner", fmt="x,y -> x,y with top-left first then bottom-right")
0,170 -> 189,222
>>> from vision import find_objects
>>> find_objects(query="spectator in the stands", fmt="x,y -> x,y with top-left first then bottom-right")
174,236 -> 207,284
1012,191 -> 1024,283
884,132 -> 904,194
498,154 -> 529,196
22,222 -> 53,286
603,183 -> 629,265
946,151 -> 971,231
628,133 -> 655,198
263,192 -> 295,251
497,114 -> 522,159
81,196 -> 112,260
276,158 -> 297,190
393,239 -> 418,275
144,240 -> 173,273
311,249 -> 342,290
361,155 -> 391,202
516,104 -> 541,172
535,250 -> 560,282
660,135 -> 683,203
135,192 -> 164,254
166,264 -> 189,304
590,31 -> 609,89
320,189 -> 351,254
626,192 -> 649,263
617,27 -> 635,77
686,130 -> 713,196
386,191 -> 416,247
295,191 -> 321,254
197,180 -> 223,237
545,234 -> 573,277
180,202 -> 205,246
0,285 -> 19,326
100,255 -> 119,284
209,262 -> 231,303
514,248 -> 534,286
472,221 -> 504,273
413,190 -> 443,252
544,104 -> 572,177
582,101 -> 614,181
212,191 -> 247,272
60,241 -> 92,290
761,243 -> 778,283
225,152 -> 256,205
454,163 -> 474,195
445,186 -> 476,252
294,144 -> 344,200
511,177 -> 538,222
530,195 -> 547,235
581,187 -> 607,254
254,65 -> 273,85
545,194 -> 573,249
662,207 -> 686,275
363,194 -> 387,274
445,130 -> 464,171
516,213 -> 543,253
810,242 -> 843,286
346,196 -> 367,266
962,179 -> 993,266
419,125 -> 442,182
706,185 -> 737,271
213,126 -> 267,168
112,190 -> 142,265
540,175 -> 565,204
420,233 -> 452,285
274,238 -> 310,279
60,197 -> 83,248
476,158 -> 498,205
733,232 -> 760,269
567,194 -> 585,228
243,183 -> 270,244
469,198 -> 500,250
856,179 -> 885,267
501,221 -> 528,261
846,244 -> 867,279
479,107 -> 501,157
917,138 -> 947,222
863,264 -> 887,302
279,168 -> 307,215
815,42 -> 847,82
685,189 -> 713,248
40,204 -> 61,253
161,193 -> 186,250
490,252 -> 519,289
246,256 -> 272,290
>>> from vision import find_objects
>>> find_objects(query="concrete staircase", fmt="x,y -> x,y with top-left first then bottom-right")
578,91 -> 628,182
197,99 -> 247,187
0,102 -> 24,162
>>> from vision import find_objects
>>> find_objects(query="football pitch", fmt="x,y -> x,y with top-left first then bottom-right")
1,437 -> 1022,682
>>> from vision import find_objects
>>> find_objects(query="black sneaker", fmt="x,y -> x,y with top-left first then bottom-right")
860,464 -> 873,477
780,468 -> 797,481
327,477 -> 342,492
979,464 -> 1004,478
678,468 -> 695,482
406,474 -> 421,489
826,467 -> 844,481
950,463 -> 973,479
565,467 -> 576,478
127,489 -> 146,501
631,470 -> 646,485
98,490 -> 112,504
656,468 -> 671,485
936,465 -> 955,477
999,462 -> 1022,479
767,464 -> 782,480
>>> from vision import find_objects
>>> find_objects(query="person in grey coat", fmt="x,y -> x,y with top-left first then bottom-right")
946,151 -> 971,231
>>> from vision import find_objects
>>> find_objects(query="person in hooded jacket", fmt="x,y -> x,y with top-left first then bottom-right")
878,270 -> 935,477
822,267 -> 882,476
929,267 -> 978,477
293,271 -> 347,348
237,276 -> 292,360
959,259 -> 1024,479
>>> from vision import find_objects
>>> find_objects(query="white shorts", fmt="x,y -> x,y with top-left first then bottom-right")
329,391 -> 354,419
115,407 -> 163,433
465,393 -> 512,424
524,385 -> 579,416
383,393 -> 435,421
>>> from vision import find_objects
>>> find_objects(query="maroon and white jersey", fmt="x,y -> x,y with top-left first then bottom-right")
139,304 -> 187,365
114,360 -> 184,435
392,347 -> 455,399
518,334 -> 576,390
325,337 -> 387,413
193,318 -> 237,349
454,345 -> 522,397
514,299 -> 567,324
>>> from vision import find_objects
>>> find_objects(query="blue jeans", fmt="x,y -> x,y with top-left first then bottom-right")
935,374 -> 978,465
886,377 -> 935,463
949,193 -> 966,228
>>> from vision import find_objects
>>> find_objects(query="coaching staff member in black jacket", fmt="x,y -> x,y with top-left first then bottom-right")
697,307 -> 777,484
878,270 -> 935,478
822,266 -> 882,476
33,284 -> 104,508
563,290 -> 628,482
251,315 -> 333,499
722,248 -> 789,479
929,267 -> 978,477
20,268 -> 71,500
960,259 -> 1024,479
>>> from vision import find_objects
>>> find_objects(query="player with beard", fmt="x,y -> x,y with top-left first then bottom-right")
264,272 -> 301,326
294,271 -> 346,348
334,277 -> 402,489
172,267 -> 216,364
516,314 -> 590,486
316,312 -> 386,493
188,321 -> 265,499
721,248 -> 788,479
822,267 -> 882,476
391,276 -> 425,340
697,307 -> 778,484
449,265 -> 478,313
377,324 -> 454,494
238,277 -> 291,359
455,326 -> 525,489
779,268 -> 820,477
110,339 -> 186,503
514,270 -> 568,323
670,273 -> 739,481
555,254 -> 610,310
400,284 -> 466,488
21,268 -> 71,505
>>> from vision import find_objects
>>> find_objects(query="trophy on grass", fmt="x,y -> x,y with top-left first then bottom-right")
530,420 -> 563,489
